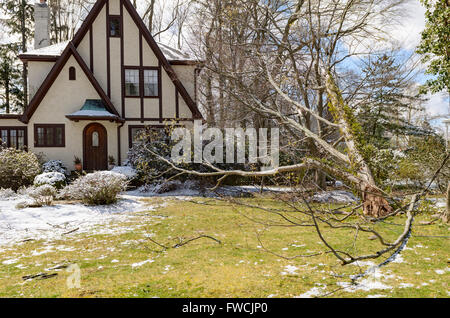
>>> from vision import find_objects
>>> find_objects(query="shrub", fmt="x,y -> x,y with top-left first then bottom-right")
127,127 -> 248,185
110,166 -> 138,181
62,171 -> 128,205
27,185 -> 57,206
34,172 -> 67,189
0,148 -> 41,190
42,160 -> 67,175
0,188 -> 16,200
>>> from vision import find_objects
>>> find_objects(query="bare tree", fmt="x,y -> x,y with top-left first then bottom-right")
187,0 -> 421,217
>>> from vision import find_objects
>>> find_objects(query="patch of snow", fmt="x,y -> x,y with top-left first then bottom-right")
311,190 -> 358,204
131,259 -> 154,268
350,260 -> 377,267
366,294 -> 385,298
24,41 -> 69,56
391,254 -> 405,263
111,259 -> 119,263
399,283 -> 414,288
342,268 -> 396,292
111,166 -> 137,180
338,279 -> 392,292
434,268 -> 449,275
67,109 -> 117,117
281,265 -> 299,276
24,40 -> 195,63
296,287 -> 326,298
0,192 -> 148,246
2,258 -> 19,265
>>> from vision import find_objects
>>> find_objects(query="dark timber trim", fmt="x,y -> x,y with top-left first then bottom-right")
0,114 -> 22,119
18,55 -> 59,62
66,115 -> 124,123
121,0 -> 202,119
89,26 -> 94,72
106,0 -> 111,98
21,43 -> 121,123
139,31 -> 144,122
175,87 -> 179,118
120,0 -> 125,118
158,61 -> 162,122
20,0 -> 201,123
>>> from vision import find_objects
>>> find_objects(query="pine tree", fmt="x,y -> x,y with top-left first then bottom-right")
1,0 -> 34,108
0,43 -> 23,113
357,54 -> 429,149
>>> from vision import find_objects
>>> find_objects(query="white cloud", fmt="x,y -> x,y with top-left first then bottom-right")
425,92 -> 450,118
386,0 -> 426,50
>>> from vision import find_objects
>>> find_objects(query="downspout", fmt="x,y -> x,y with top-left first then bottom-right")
117,121 -> 125,166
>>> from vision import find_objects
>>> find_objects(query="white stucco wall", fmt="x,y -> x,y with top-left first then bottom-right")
12,0 -> 198,170
27,55 -> 119,170
28,61 -> 54,99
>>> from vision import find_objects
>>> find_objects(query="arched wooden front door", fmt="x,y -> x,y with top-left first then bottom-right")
83,123 -> 107,171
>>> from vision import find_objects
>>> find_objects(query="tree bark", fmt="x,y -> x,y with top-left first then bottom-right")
325,73 -> 392,217
443,181 -> 450,223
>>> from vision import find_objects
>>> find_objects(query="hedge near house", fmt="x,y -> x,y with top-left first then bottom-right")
0,148 -> 41,190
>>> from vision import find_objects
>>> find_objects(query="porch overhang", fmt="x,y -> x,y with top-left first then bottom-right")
66,99 -> 124,123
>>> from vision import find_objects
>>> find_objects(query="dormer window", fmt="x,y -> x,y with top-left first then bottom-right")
109,16 -> 121,37
69,67 -> 76,80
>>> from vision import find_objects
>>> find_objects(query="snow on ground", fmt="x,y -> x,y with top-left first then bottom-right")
0,192 -> 150,246
281,265 -> 299,276
296,286 -> 327,298
127,183 -> 359,204
311,190 -> 358,204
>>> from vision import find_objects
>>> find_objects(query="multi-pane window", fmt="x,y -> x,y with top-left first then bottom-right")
124,68 -> 159,98
130,127 -> 144,147
128,126 -> 170,148
34,124 -> 65,147
0,127 -> 26,149
109,16 -> 121,37
125,69 -> 140,97
144,70 -> 158,97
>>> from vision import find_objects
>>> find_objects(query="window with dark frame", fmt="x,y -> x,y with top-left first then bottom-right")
0,127 -> 27,149
128,125 -> 173,148
69,66 -> 76,80
109,16 -> 121,37
129,126 -> 144,147
34,124 -> 65,147
124,68 -> 160,98
125,69 -> 140,97
144,69 -> 158,97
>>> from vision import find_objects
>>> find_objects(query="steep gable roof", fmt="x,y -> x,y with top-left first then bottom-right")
120,0 -> 202,119
21,42 -> 120,123
21,0 -> 203,122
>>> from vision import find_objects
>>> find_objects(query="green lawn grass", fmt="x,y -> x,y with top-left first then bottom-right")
0,196 -> 448,298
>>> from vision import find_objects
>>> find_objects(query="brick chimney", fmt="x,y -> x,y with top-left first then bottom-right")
34,0 -> 50,49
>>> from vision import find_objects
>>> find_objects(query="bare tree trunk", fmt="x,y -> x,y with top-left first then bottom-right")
443,181 -> 450,223
325,73 -> 392,217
